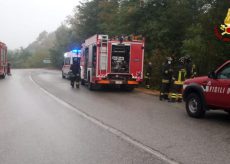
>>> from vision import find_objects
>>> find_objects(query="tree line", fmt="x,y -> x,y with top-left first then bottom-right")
9,0 -> 230,86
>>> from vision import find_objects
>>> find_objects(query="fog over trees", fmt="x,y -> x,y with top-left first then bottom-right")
9,0 -> 230,86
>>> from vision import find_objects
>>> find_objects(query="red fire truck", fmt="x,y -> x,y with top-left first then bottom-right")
0,41 -> 7,79
80,34 -> 145,90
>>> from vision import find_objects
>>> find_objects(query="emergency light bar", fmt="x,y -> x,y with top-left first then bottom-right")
110,35 -> 144,41
71,49 -> 81,54
64,49 -> 82,58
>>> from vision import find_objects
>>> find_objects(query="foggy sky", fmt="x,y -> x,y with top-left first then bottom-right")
0,0 -> 79,49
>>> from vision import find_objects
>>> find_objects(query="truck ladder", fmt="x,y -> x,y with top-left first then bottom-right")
99,35 -> 108,76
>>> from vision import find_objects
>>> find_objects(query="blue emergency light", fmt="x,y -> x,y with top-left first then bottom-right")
72,49 -> 81,54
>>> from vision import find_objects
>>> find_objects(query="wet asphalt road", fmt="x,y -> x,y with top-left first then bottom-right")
0,69 -> 230,164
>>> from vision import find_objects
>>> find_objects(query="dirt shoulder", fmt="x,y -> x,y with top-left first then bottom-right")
135,88 -> 160,96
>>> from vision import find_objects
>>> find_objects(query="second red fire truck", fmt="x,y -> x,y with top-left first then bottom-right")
0,41 -> 7,79
80,34 -> 145,90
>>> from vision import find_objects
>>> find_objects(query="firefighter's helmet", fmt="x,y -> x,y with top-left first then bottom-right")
179,57 -> 185,63
166,57 -> 173,61
184,55 -> 191,62
166,57 -> 173,65
73,57 -> 80,64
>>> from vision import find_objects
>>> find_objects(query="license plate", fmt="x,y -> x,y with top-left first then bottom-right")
115,81 -> 123,84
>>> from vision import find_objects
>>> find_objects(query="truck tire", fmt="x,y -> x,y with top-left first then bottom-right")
88,82 -> 94,90
186,93 -> 206,118
0,73 -> 6,79
121,85 -> 134,92
87,74 -> 94,91
224,110 -> 230,115
87,81 -> 100,90
81,79 -> 85,85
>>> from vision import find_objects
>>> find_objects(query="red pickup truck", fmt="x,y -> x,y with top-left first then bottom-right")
183,60 -> 230,118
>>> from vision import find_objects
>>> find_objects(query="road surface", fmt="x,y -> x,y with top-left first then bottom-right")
0,69 -> 230,164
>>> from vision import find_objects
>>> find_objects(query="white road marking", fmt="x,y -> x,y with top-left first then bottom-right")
29,74 -> 179,164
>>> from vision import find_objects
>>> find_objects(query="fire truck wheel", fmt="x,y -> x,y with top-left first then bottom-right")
87,79 -> 94,90
224,110 -> 230,115
88,82 -> 100,90
81,79 -> 85,85
186,93 -> 205,118
0,73 -> 6,79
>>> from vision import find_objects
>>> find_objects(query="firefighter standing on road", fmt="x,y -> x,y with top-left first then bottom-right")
160,57 -> 173,101
168,57 -> 186,102
145,62 -> 152,89
7,63 -> 11,76
70,57 -> 81,88
184,55 -> 197,79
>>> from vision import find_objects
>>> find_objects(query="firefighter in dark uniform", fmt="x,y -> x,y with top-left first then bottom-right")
184,55 -> 197,79
160,57 -> 173,101
191,64 -> 197,78
7,62 -> 11,76
145,62 -> 152,89
168,57 -> 186,102
70,57 -> 81,88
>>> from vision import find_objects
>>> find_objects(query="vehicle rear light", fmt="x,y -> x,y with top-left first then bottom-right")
97,80 -> 110,84
127,81 -> 139,85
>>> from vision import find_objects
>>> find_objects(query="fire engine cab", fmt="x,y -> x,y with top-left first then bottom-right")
62,50 -> 81,79
0,41 -> 7,79
183,60 -> 230,118
80,34 -> 145,90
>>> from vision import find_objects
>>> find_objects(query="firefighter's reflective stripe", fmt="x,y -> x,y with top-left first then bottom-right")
171,93 -> 177,98
178,94 -> 182,99
178,69 -> 186,82
162,79 -> 169,83
174,81 -> 183,85
168,93 -> 177,99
